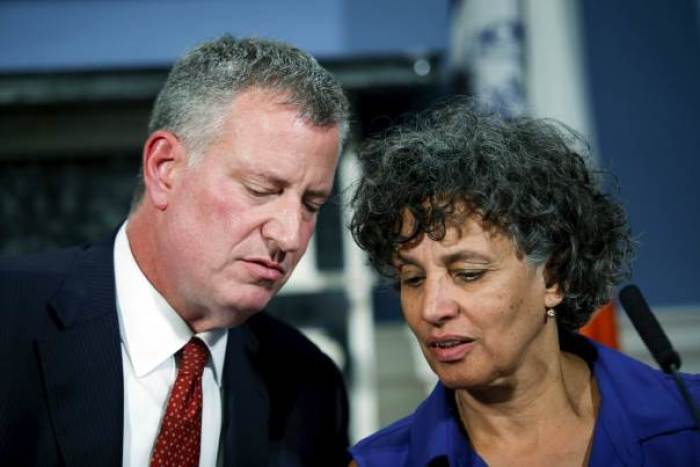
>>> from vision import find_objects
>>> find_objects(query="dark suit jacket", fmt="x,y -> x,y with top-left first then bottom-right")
0,236 -> 350,466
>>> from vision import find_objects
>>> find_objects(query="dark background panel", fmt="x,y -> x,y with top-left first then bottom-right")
581,0 -> 700,306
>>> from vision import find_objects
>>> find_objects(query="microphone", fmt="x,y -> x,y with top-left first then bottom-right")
618,285 -> 680,373
618,284 -> 700,429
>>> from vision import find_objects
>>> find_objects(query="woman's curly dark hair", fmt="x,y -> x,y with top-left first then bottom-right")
349,97 -> 634,331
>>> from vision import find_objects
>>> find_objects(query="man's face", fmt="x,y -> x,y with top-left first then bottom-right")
158,89 -> 340,329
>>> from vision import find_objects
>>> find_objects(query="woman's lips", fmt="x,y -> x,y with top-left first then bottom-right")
242,258 -> 285,281
426,336 -> 476,362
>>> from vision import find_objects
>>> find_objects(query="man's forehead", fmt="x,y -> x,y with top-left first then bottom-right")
229,87 -> 307,120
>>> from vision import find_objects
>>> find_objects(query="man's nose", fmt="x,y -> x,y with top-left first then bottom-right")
421,276 -> 459,325
261,199 -> 304,253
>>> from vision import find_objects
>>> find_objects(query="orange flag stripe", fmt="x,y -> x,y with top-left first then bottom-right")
579,301 -> 619,349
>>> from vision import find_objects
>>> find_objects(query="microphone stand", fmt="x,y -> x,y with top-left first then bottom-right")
667,364 -> 700,430
619,284 -> 700,431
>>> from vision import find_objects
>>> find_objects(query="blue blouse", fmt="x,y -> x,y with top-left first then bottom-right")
351,332 -> 700,466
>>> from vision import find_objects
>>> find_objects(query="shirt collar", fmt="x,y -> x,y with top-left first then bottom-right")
409,382 -> 474,466
114,223 -> 227,386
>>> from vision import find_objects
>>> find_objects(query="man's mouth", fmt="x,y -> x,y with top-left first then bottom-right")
243,258 -> 285,281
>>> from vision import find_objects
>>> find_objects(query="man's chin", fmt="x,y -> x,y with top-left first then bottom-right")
205,305 -> 263,330
205,284 -> 278,327
224,310 -> 259,328
229,291 -> 274,316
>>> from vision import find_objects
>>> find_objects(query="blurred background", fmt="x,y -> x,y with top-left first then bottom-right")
2,0 -> 699,442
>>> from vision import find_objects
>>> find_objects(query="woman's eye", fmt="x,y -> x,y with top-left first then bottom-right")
454,270 -> 485,282
401,275 -> 424,287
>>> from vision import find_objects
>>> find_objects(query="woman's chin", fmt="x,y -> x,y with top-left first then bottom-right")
434,368 -> 487,391
431,361 -> 504,392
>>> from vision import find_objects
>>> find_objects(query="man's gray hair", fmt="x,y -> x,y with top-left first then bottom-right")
133,34 -> 349,205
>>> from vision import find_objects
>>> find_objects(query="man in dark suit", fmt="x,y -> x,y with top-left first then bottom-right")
0,35 -> 350,467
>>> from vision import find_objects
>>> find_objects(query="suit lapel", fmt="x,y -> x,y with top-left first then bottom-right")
37,238 -> 124,467
221,325 -> 271,467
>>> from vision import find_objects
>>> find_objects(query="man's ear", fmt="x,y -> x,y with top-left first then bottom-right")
141,130 -> 185,210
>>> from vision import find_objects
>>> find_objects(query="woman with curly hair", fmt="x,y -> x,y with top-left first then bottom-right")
348,98 -> 700,466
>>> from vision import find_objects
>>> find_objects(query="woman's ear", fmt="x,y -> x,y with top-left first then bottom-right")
544,283 -> 564,309
141,130 -> 185,210
542,267 -> 564,309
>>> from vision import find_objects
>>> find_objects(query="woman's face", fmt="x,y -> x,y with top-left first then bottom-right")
395,213 -> 563,390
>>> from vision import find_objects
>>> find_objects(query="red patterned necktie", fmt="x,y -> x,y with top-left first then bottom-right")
150,337 -> 209,467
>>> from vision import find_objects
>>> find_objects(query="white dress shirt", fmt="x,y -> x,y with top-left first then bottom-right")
114,224 -> 228,467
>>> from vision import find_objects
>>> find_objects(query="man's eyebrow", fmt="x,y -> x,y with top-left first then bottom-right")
241,170 -> 287,187
304,188 -> 332,200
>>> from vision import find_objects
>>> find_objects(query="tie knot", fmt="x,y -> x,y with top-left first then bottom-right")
179,337 -> 208,376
